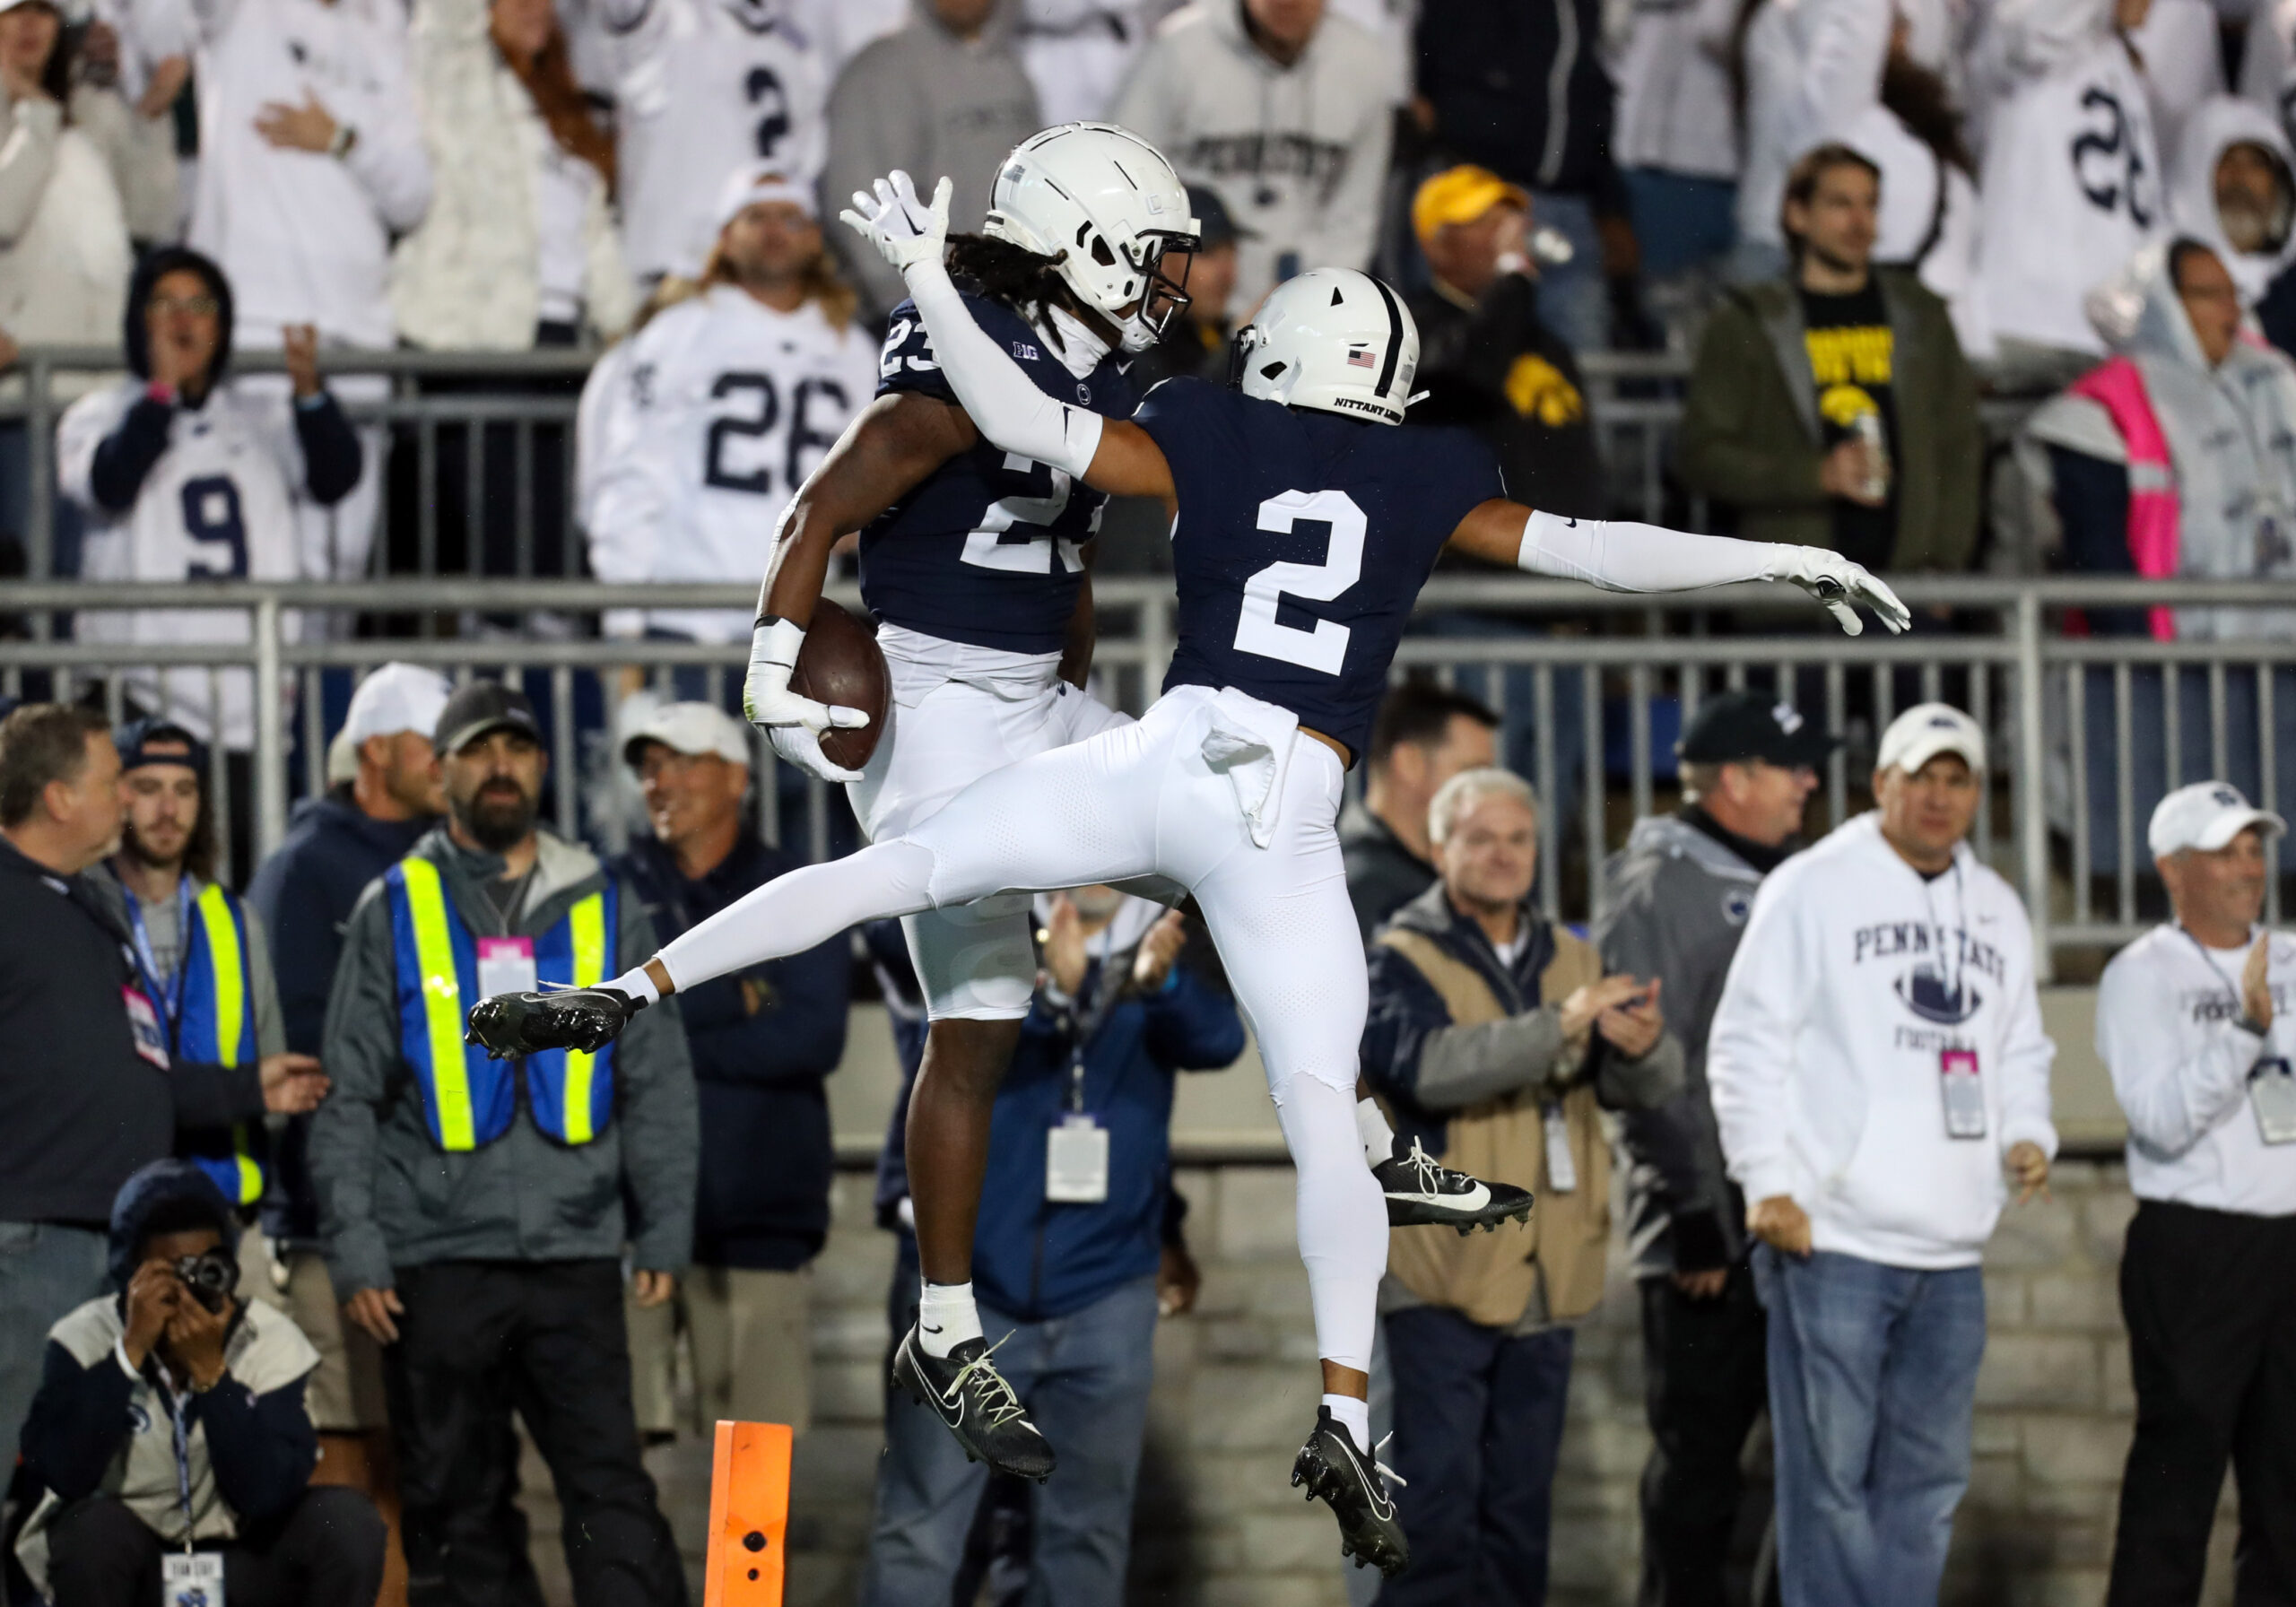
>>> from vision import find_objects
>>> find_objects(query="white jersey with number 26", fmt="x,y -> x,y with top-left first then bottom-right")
581,282 -> 876,640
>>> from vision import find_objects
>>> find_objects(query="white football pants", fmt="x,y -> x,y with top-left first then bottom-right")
847,651 -> 1128,1021
657,683 -> 1387,1370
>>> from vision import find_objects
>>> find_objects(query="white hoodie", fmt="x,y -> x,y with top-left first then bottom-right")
2165,95 -> 2296,306
1709,812 -> 2058,1270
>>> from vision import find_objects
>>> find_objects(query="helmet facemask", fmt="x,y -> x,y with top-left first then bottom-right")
1055,226 -> 1197,352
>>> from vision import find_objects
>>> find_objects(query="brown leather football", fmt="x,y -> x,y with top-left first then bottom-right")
789,599 -> 889,771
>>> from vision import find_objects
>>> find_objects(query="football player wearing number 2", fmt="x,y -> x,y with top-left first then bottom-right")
481,144 -> 1909,1575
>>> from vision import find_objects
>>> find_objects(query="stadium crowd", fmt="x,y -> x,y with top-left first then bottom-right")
3,0 -> 2296,1603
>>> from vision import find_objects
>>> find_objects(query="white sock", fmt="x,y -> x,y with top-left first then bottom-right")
1274,1075 -> 1387,1376
1323,1393 -> 1372,1450
1356,1097 -> 1396,1168
656,839 -> 936,993
607,965 -> 659,1007
917,1280 -> 983,1359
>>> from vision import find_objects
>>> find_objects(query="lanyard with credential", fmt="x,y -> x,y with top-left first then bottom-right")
167,1378 -> 198,1552
2180,924 -> 2266,1019
1918,859 -> 1969,1010
125,878 -> 197,1038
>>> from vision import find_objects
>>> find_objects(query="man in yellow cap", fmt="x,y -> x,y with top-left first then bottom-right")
1406,165 -> 1605,520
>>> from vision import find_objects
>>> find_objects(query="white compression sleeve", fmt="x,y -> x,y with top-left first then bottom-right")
1276,1075 -> 1387,1374
655,840 -> 937,994
1517,508 -> 1790,594
900,259 -> 1104,478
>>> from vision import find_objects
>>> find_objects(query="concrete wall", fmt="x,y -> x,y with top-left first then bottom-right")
515,994 -> 2243,1606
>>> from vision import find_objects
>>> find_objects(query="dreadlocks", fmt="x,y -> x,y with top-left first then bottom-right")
944,234 -> 1091,351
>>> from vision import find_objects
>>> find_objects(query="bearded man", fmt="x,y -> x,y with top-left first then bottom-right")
308,681 -> 699,1607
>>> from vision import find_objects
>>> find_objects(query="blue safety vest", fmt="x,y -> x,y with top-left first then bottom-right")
383,856 -> 617,1150
129,881 -> 266,1207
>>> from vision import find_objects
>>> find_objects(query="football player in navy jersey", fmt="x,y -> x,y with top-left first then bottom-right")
474,171 -> 1910,1573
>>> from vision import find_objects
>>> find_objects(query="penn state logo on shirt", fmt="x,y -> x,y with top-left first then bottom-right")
1896,960 -> 1982,1024
1721,889 -> 1753,926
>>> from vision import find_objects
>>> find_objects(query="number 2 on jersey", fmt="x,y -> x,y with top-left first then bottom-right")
179,475 -> 248,579
1233,490 -> 1366,674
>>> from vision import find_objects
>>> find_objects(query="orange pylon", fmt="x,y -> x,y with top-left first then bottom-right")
702,1420 -> 793,1607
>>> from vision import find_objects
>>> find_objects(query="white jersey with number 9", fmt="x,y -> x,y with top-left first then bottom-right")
57,379 -> 308,750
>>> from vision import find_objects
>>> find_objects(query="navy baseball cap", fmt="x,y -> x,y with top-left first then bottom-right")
1677,692 -> 1837,769
115,717 -> 210,777
1187,185 -> 1248,248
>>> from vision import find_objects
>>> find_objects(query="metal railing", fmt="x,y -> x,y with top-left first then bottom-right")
0,347 -> 2048,586
12,574 -> 2296,977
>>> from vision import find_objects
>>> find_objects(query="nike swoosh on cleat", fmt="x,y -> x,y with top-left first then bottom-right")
1387,1184 -> 1492,1210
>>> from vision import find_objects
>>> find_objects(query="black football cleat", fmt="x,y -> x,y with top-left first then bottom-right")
891,1326 -> 1056,1482
465,987 -> 641,1058
1376,1137 -> 1535,1235
1292,1408 -> 1409,1576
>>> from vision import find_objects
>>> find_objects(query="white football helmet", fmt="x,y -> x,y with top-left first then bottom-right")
1230,268 -> 1421,426
982,122 -> 1199,353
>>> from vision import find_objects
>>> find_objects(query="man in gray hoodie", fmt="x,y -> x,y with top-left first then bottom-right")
1594,691 -> 1833,1607
824,0 -> 1042,318
311,681 -> 698,1607
1112,0 -> 1396,308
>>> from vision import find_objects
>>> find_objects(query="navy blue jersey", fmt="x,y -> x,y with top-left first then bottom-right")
857,292 -> 1135,655
1139,378 -> 1507,760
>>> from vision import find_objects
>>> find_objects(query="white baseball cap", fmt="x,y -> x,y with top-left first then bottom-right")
342,664 -> 453,750
622,702 -> 752,769
2148,780 -> 2288,858
1876,702 -> 1987,777
716,165 -> 817,231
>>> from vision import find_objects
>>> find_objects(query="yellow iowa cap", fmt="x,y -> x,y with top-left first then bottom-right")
1412,165 -> 1531,247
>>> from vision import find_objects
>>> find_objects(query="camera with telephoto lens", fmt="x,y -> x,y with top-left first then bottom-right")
172,1250 -> 239,1313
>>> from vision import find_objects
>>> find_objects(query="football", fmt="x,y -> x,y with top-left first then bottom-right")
790,599 -> 890,771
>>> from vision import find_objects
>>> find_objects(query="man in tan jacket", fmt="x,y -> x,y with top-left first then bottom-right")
1361,768 -> 1683,1606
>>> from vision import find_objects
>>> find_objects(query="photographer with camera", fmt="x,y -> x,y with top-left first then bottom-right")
13,1160 -> 386,1607
1360,768 -> 1683,1605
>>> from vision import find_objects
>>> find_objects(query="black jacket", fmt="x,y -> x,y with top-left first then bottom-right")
1415,0 -> 1627,211
1408,274 -> 1605,519
1339,803 -> 1437,943
245,791 -> 434,1244
613,832 -> 849,1270
0,839 -> 259,1224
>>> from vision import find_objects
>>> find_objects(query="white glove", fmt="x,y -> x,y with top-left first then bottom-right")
839,169 -> 951,276
1769,549 -> 1912,637
742,617 -> 870,785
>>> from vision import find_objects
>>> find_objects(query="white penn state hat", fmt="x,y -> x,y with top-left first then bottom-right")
342,664 -> 453,749
622,701 -> 751,769
716,164 -> 817,230
1877,703 -> 1987,776
2148,780 -> 2288,858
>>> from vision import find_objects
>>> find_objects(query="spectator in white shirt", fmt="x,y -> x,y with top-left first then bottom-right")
178,0 -> 431,581
390,0 -> 634,349
1708,702 -> 2057,1607
1111,0 -> 1394,313
59,0 -> 187,250
2097,781 -> 2296,1605
0,0 -> 133,584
